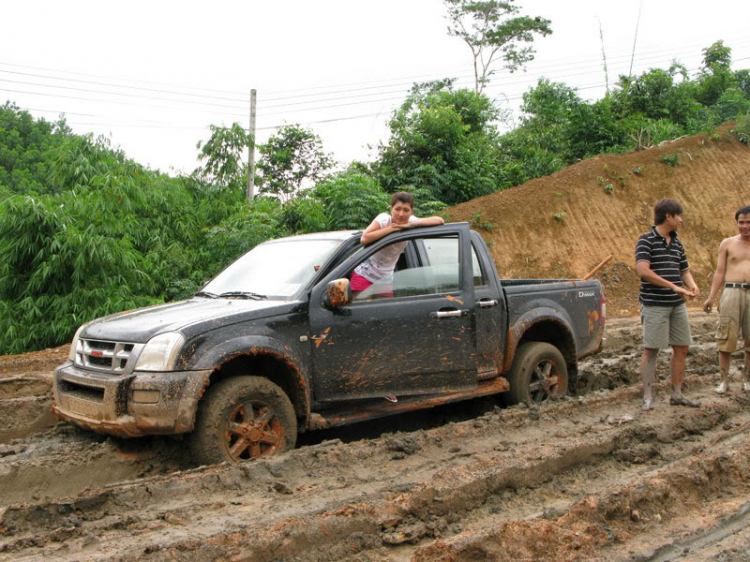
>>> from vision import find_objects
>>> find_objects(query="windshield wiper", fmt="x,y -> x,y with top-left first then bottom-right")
194,291 -> 219,299
218,291 -> 268,300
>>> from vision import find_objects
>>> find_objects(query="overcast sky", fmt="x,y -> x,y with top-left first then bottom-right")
2,0 -> 749,175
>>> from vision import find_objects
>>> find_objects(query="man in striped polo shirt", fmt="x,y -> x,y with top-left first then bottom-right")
635,198 -> 701,410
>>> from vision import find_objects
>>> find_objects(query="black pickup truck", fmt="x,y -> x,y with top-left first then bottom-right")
53,223 -> 605,464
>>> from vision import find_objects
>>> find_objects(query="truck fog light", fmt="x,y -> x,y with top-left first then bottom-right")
131,389 -> 161,404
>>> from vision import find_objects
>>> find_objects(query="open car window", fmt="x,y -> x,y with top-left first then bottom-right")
352,235 -> 460,302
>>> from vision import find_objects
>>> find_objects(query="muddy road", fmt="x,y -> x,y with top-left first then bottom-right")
2,312 -> 750,561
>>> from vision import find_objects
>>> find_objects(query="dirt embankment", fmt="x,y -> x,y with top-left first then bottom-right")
3,316 -> 750,561
446,125 -> 750,316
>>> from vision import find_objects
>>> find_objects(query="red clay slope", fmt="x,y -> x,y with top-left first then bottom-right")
445,124 -> 750,316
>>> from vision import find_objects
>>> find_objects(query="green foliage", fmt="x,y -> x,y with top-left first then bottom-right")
0,102 -> 70,195
469,212 -> 496,231
0,109 -> 282,354
554,212 -> 566,221
312,171 -> 391,230
660,152 -> 681,167
603,183 -> 614,194
195,123 -> 251,190
731,115 -> 750,144
736,69 -> 750,98
696,41 -> 736,106
279,195 -> 328,234
713,89 -> 750,122
444,0 -> 552,93
376,82 -> 504,205
257,125 -> 334,201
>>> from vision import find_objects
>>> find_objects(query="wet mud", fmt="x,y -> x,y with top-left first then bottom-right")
2,312 -> 750,561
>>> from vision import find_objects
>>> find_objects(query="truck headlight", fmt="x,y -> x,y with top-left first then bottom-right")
134,332 -> 186,371
68,324 -> 87,362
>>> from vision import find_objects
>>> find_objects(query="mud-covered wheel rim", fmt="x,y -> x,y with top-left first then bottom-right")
225,401 -> 285,461
504,342 -> 568,407
527,359 -> 560,403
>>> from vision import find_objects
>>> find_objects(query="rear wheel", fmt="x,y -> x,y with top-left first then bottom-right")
190,376 -> 297,465
503,342 -> 568,406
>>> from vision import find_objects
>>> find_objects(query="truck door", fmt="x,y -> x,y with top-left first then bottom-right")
309,229 -> 478,402
469,234 -> 507,377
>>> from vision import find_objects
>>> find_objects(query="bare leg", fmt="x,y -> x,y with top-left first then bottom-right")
641,348 -> 658,409
670,345 -> 688,396
715,351 -> 732,394
670,345 -> 700,407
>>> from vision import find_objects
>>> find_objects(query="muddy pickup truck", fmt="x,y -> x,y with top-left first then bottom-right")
53,222 -> 605,464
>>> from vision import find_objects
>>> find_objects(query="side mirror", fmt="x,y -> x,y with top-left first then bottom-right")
324,278 -> 351,309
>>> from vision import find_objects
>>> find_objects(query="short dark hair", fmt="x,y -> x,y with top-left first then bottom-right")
391,191 -> 414,208
654,198 -> 683,225
735,205 -> 750,220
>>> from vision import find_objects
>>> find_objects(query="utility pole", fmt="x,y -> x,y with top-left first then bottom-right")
247,89 -> 257,202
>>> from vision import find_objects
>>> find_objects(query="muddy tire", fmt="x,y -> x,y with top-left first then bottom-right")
189,376 -> 297,465
503,342 -> 568,406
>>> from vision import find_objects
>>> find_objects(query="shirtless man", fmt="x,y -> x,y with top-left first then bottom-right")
703,205 -> 750,393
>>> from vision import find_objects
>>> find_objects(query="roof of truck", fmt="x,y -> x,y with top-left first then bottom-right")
263,230 -> 360,244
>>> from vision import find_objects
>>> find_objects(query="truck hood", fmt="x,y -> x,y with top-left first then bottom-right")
82,297 -> 291,343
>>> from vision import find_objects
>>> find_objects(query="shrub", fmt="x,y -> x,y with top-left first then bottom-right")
660,152 -> 681,167
731,115 -> 750,144
469,212 -> 496,231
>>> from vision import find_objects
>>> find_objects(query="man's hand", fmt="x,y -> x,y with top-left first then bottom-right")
703,299 -> 714,313
675,286 -> 695,300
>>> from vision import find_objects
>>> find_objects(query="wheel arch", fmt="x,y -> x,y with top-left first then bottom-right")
504,309 -> 578,387
193,336 -> 311,431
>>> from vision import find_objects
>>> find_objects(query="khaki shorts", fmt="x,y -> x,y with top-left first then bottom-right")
641,302 -> 692,349
717,287 -> 750,352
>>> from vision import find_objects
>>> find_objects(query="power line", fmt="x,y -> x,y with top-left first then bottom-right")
4,33 -> 749,120
2,34 -> 748,111
0,68 -> 249,104
0,76 -> 250,111
6,43 -> 749,136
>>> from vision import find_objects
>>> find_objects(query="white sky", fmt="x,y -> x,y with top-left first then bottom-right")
2,0 -> 749,175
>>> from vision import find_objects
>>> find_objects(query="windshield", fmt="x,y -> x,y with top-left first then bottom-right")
201,239 -> 341,299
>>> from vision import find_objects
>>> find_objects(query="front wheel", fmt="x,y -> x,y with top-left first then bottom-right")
503,342 -> 568,406
190,376 -> 297,465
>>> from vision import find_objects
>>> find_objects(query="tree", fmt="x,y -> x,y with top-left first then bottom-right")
195,123 -> 251,190
257,125 -> 334,202
736,69 -> 750,98
0,102 -> 70,195
696,41 -> 736,106
445,0 -> 552,93
375,81 -> 503,204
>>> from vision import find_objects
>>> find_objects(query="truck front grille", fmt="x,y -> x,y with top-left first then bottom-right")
74,339 -> 137,374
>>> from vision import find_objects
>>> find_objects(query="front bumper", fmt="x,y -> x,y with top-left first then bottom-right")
52,362 -> 212,438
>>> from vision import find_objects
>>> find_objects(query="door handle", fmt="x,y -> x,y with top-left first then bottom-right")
477,299 -> 498,308
431,308 -> 469,319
